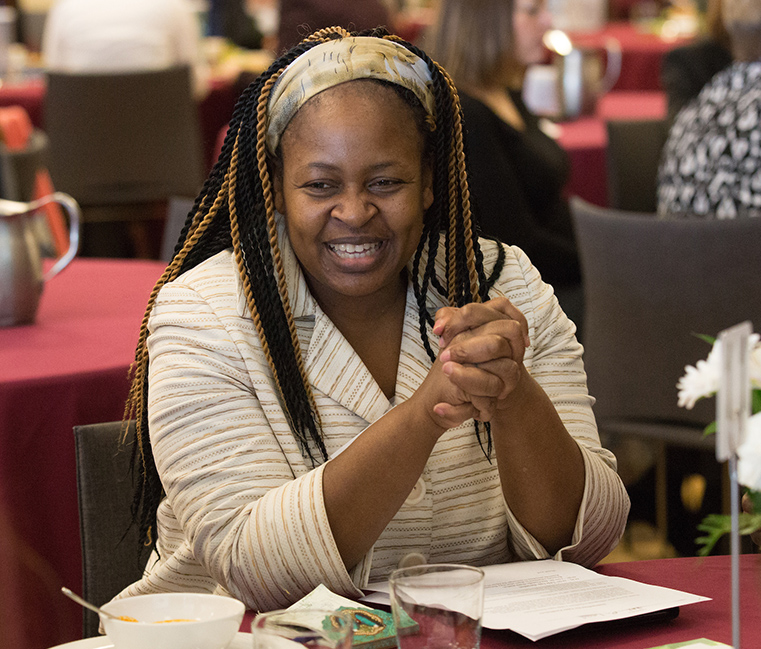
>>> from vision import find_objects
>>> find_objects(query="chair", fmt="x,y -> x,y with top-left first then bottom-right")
74,421 -> 148,638
0,128 -> 47,202
160,195 -> 195,262
45,66 -> 203,258
605,118 -> 668,213
18,9 -> 47,53
570,197 -> 761,549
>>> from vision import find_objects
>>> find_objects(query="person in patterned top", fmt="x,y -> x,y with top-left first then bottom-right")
115,27 -> 629,611
657,0 -> 761,218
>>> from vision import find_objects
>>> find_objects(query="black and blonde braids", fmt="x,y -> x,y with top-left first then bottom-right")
385,34 -> 504,456
227,63 -> 324,450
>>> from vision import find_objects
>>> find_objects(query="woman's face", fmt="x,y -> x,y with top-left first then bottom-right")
512,0 -> 553,66
274,81 -> 433,308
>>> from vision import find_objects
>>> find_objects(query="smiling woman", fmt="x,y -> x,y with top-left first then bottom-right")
111,26 -> 629,613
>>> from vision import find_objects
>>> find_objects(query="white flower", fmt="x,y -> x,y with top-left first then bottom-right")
738,412 -> 761,491
677,333 -> 761,409
677,342 -> 722,409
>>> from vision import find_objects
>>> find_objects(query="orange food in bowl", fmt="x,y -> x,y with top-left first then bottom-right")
154,619 -> 198,624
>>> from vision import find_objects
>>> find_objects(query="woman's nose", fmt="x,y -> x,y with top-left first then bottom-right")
331,189 -> 377,225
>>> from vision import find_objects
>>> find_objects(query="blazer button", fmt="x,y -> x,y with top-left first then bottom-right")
397,552 -> 427,569
404,477 -> 426,506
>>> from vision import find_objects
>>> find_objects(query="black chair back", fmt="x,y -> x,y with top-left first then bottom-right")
74,420 -> 147,637
572,197 -> 761,429
606,119 -> 668,213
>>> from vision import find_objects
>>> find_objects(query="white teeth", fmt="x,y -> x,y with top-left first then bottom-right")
328,242 -> 381,258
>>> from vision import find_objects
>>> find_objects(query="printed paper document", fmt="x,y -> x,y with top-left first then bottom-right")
364,560 -> 710,641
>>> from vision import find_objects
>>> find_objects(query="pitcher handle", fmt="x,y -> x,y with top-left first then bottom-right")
34,192 -> 81,281
601,36 -> 622,95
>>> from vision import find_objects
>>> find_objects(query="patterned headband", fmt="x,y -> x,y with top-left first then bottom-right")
265,36 -> 436,153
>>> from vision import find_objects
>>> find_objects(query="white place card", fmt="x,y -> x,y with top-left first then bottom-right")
716,321 -> 753,461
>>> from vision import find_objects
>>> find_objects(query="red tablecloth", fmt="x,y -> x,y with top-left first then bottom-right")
569,21 -> 691,92
242,555 -> 760,648
0,76 -> 239,173
0,258 -> 167,649
558,90 -> 667,207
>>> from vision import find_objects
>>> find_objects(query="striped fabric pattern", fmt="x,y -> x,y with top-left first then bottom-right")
114,225 -> 629,611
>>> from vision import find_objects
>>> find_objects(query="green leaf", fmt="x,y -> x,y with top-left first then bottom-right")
695,512 -> 761,556
692,333 -> 716,346
752,389 -> 761,415
695,514 -> 731,556
703,421 -> 717,437
749,489 -> 761,515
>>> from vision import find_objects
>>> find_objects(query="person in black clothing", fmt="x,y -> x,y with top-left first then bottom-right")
207,0 -> 263,50
427,0 -> 582,331
660,0 -> 733,126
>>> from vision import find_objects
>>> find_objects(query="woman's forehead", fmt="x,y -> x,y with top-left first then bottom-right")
283,80 -> 419,137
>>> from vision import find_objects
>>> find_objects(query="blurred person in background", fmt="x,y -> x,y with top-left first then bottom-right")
207,0 -> 263,50
427,0 -> 583,334
42,0 -> 209,97
658,0 -> 761,218
661,0 -> 733,125
276,0 -> 394,51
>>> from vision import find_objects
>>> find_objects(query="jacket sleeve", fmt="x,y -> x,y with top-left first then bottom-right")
493,243 -> 630,566
144,279 -> 365,610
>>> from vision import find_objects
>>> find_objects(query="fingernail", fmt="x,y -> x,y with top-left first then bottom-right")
443,362 -> 454,376
440,349 -> 450,363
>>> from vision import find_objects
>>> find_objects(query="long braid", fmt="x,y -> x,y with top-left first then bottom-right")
255,72 -> 321,424
384,34 -> 494,458
126,27 -> 499,556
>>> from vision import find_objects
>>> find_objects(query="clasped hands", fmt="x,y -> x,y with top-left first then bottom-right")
420,297 -> 531,431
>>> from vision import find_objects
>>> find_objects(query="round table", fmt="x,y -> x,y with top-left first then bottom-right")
0,257 -> 167,649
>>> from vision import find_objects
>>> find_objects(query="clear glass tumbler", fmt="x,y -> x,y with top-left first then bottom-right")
389,564 -> 485,649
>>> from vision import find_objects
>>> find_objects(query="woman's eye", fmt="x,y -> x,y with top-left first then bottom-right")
371,178 -> 402,190
302,181 -> 333,192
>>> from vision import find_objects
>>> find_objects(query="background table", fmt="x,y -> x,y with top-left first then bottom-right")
559,90 -> 667,207
0,258 -> 167,649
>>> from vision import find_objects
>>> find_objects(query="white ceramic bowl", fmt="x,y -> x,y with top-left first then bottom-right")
100,592 -> 245,649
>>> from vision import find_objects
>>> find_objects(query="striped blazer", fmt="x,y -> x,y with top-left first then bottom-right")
115,224 -> 629,610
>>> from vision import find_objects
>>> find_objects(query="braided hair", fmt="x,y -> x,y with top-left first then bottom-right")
124,26 -> 506,556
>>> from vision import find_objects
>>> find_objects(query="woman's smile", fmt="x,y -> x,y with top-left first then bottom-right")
326,240 -> 384,260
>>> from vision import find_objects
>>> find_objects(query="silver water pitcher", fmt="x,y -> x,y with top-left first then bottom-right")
0,192 -> 81,326
548,29 -> 622,120
524,30 -> 622,121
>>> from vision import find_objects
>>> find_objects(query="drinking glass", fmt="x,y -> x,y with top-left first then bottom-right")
251,608 -> 353,649
389,564 -> 485,649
